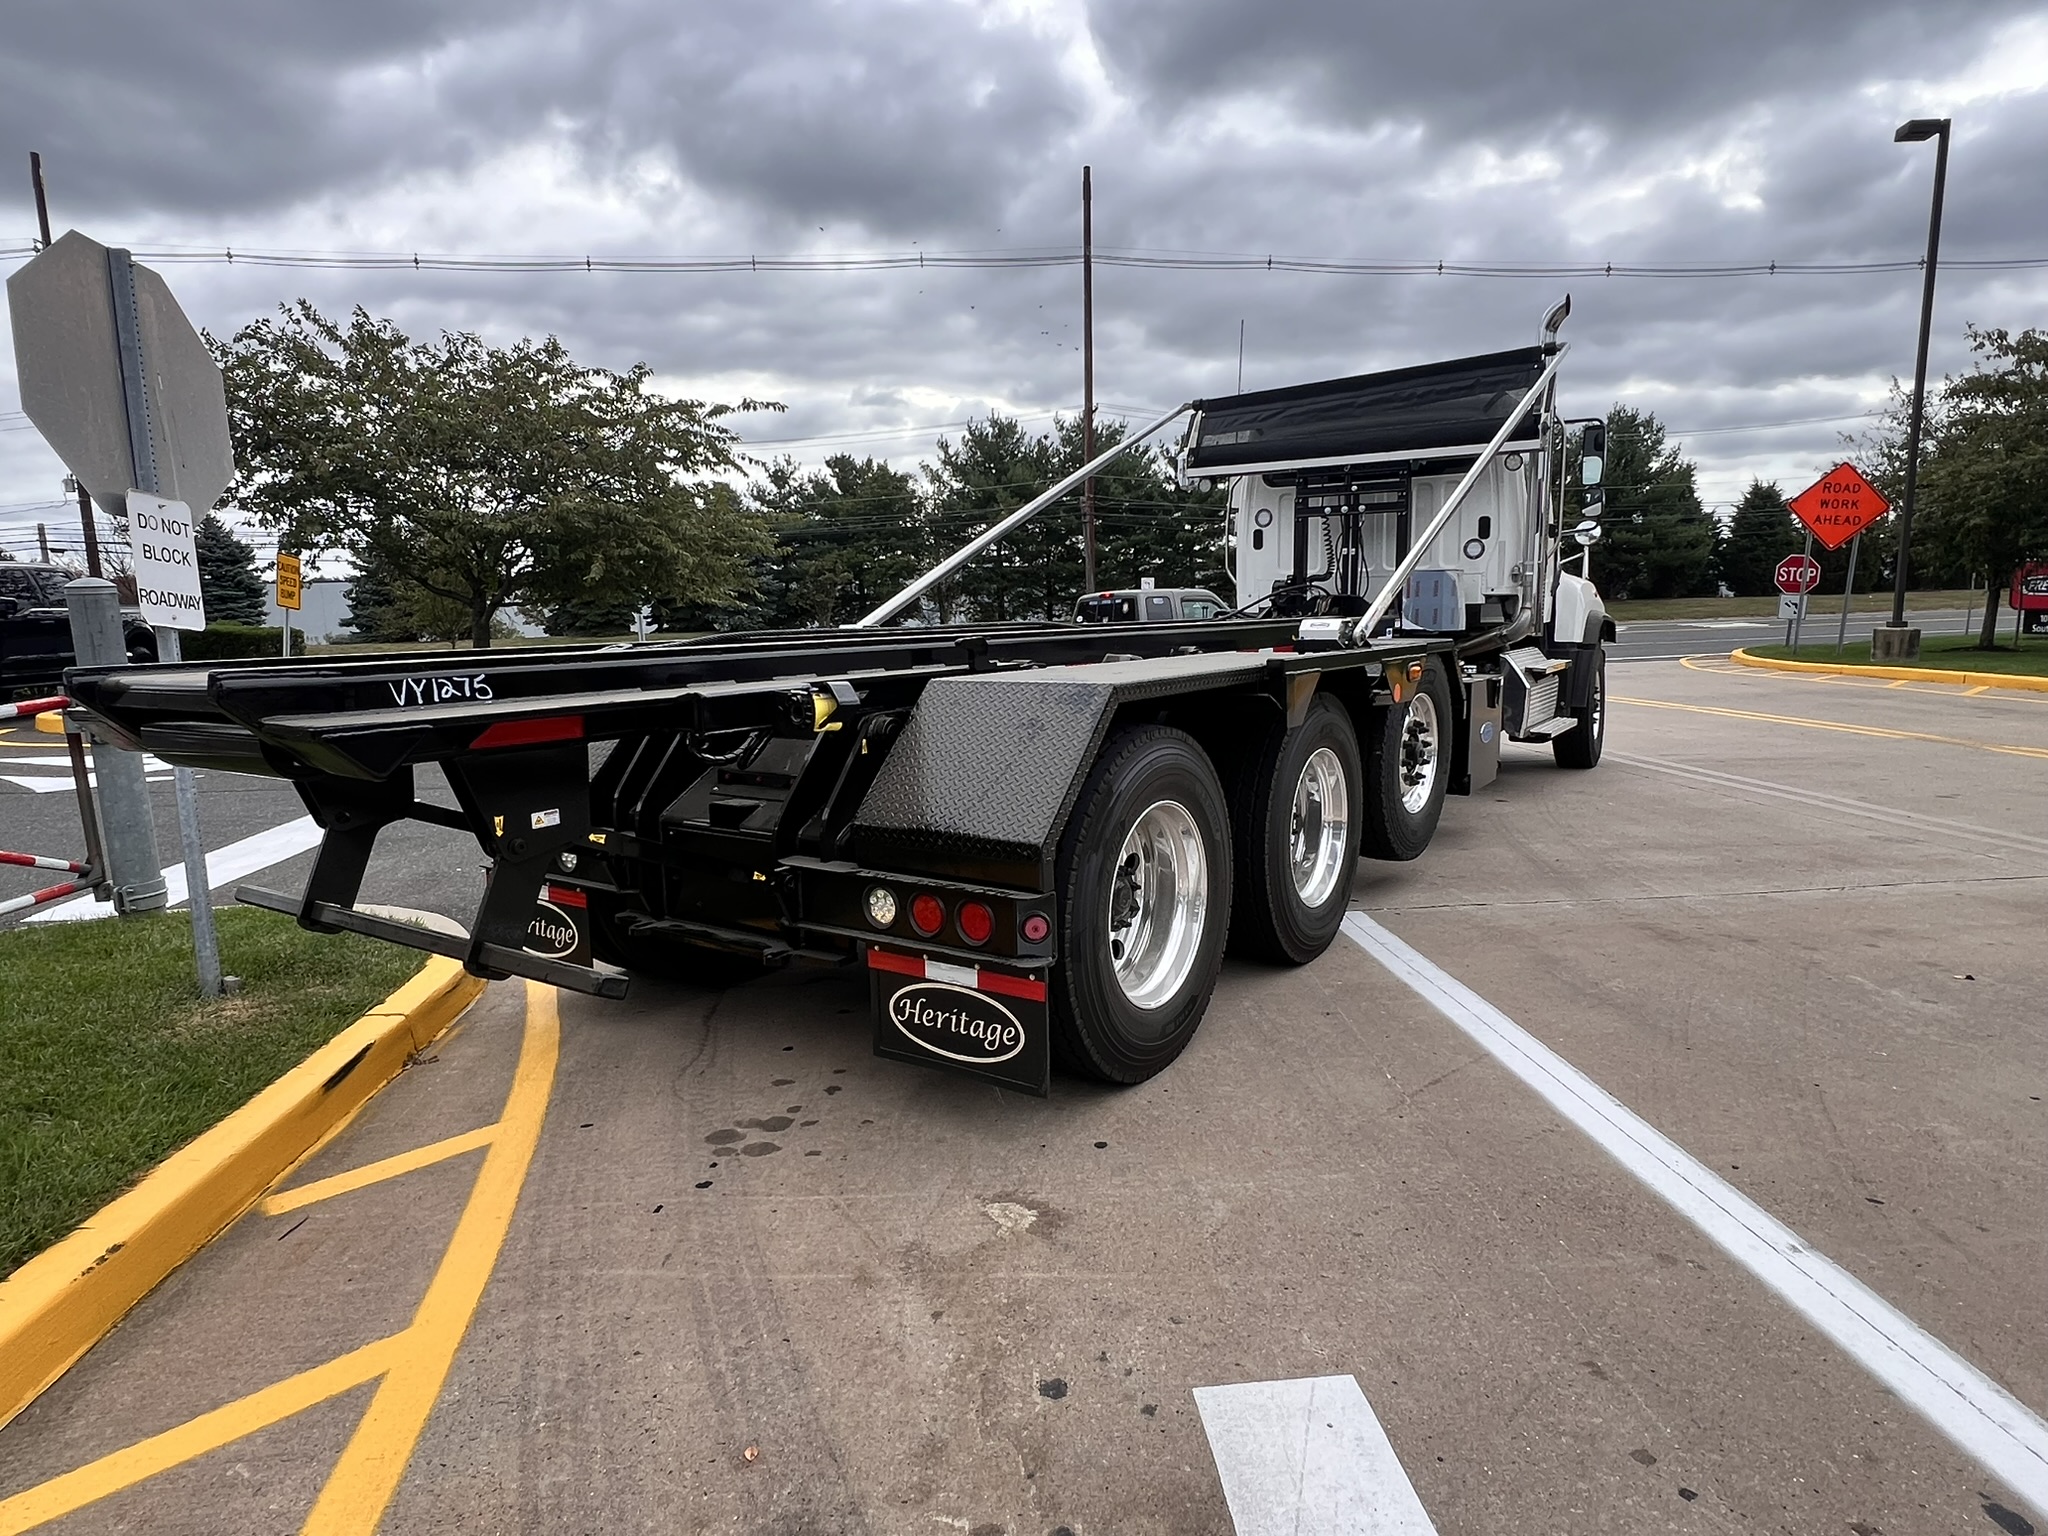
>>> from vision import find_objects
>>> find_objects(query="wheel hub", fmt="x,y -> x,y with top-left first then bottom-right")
1398,691 -> 1440,814
1288,746 -> 1350,906
1106,799 -> 1209,1010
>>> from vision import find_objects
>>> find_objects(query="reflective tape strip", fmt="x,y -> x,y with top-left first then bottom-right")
864,947 -> 1048,1002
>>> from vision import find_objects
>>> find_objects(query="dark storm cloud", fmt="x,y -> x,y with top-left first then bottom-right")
0,0 -> 1081,238
1085,0 -> 2028,141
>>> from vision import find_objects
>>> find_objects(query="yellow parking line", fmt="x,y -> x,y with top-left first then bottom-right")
260,1126 -> 497,1217
1609,694 -> 2048,760
0,982 -> 560,1536
0,1338 -> 403,1533
304,982 -> 559,1534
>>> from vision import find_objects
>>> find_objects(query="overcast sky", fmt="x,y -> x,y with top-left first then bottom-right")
3,0 -> 2044,570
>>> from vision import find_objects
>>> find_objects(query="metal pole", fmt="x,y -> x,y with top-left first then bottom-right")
29,151 -> 52,249
63,579 -> 165,912
1358,347 -> 1568,635
37,522 -> 49,561
1835,529 -> 1861,652
857,402 -> 1193,627
1889,121 -> 1950,631
1791,530 -> 1814,654
1081,164 -> 1097,594
107,244 -> 221,996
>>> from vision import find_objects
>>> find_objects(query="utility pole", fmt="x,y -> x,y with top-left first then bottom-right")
33,156 -> 105,578
1081,164 -> 1097,594
37,522 -> 50,561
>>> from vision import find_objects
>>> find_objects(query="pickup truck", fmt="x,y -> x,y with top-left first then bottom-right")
0,563 -> 156,696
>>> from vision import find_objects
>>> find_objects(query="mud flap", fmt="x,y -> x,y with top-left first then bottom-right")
868,947 -> 1051,1096
526,881 -> 595,968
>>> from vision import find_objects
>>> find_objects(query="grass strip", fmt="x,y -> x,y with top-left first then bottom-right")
0,908 -> 423,1279
1745,633 -> 2048,677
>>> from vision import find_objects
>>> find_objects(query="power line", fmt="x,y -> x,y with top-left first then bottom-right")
6,240 -> 2045,280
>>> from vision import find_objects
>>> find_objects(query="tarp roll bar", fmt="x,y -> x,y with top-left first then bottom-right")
854,401 -> 1195,628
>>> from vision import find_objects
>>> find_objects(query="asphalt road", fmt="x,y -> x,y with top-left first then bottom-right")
1610,606 -> 1976,661
2,660 -> 2044,1535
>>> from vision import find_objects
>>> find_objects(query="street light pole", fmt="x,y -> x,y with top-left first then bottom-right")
1883,117 -> 1951,653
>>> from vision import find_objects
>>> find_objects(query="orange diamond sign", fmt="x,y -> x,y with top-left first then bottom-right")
1788,462 -> 1890,552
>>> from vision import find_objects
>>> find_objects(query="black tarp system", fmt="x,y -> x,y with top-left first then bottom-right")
1186,346 -> 1549,473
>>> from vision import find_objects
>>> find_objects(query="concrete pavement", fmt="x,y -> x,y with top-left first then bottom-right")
1,658 -> 2042,1533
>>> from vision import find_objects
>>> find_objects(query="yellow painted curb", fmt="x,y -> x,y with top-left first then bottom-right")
32,712 -> 64,735
0,956 -> 488,1433
1730,647 -> 2048,694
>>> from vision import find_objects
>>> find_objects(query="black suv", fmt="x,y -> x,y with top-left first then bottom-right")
0,563 -> 156,696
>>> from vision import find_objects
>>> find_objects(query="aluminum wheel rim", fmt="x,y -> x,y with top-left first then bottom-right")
1589,663 -> 1605,743
1106,799 -> 1209,1012
1398,691 -> 1440,814
1289,746 -> 1350,906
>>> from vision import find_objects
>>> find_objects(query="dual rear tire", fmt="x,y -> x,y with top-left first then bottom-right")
1053,703 -> 1369,1084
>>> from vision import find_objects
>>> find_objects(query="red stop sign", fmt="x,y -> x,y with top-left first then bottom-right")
1776,554 -> 1822,594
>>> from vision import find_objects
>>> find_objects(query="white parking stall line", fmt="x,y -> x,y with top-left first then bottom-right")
1341,911 -> 2048,1519
1195,1374 -> 1439,1536
24,815 -> 324,923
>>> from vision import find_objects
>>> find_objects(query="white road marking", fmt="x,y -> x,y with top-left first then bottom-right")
1341,911 -> 2048,1517
2,772 -> 173,793
1607,751 -> 2048,858
24,815 -> 324,923
1195,1374 -> 1438,1536
0,752 -> 171,771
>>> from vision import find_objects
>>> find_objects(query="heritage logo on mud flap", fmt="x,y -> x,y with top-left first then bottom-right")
525,884 -> 592,966
872,970 -> 1050,1096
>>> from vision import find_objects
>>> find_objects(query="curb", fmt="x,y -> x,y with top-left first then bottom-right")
1730,647 -> 2048,694
0,955 -> 488,1432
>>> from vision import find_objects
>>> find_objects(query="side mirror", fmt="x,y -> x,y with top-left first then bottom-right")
1579,421 -> 1606,487
1572,519 -> 1604,547
0,596 -> 21,619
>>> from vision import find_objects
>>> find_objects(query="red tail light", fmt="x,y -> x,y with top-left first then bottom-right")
909,893 -> 945,937
956,901 -> 993,946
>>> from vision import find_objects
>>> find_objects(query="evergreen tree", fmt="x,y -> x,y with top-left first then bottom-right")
195,513 -> 268,623
1582,406 -> 1717,599
1718,480 -> 1800,596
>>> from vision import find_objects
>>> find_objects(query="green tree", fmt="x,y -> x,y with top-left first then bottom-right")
218,302 -> 774,647
1583,406 -> 1717,599
194,513 -> 269,624
1915,327 -> 2048,647
1717,480 -> 1799,596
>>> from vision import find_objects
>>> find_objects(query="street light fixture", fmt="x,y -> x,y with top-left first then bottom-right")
1878,116 -> 1951,658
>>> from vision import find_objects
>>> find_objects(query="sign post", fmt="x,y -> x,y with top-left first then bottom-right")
277,551 -> 302,657
1775,550 -> 1822,651
9,230 -> 237,995
1787,463 -> 1892,660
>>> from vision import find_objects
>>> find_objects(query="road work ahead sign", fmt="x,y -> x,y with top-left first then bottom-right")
1788,463 -> 1890,552
128,492 -> 206,630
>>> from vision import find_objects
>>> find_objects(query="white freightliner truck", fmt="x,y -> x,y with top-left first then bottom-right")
63,299 -> 1610,1098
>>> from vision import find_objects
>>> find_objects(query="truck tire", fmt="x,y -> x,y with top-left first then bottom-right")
1229,696 -> 1362,963
586,892 -> 766,990
1359,657 -> 1452,862
1051,725 -> 1232,1084
1552,647 -> 1606,769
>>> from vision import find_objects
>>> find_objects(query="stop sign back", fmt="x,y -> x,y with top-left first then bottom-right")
1788,462 -> 1890,552
1776,554 -> 1822,594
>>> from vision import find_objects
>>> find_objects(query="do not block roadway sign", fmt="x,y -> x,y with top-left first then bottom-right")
128,491 -> 206,631
1788,462 -> 1890,552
